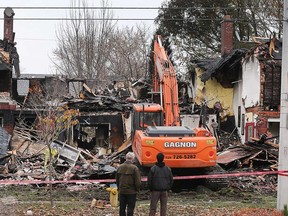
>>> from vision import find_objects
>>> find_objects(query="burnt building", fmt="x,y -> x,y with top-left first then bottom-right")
0,7 -> 19,134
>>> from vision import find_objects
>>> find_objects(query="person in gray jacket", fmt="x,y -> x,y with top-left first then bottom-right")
148,153 -> 173,216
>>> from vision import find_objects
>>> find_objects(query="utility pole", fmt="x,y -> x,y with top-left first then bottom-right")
277,0 -> 288,210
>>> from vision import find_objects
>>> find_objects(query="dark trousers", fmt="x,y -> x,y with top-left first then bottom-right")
119,193 -> 137,216
149,191 -> 168,216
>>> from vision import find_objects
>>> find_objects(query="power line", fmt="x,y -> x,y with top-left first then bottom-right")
3,7 -> 162,10
0,17 -> 157,21
0,6 -> 273,10
16,38 -> 55,41
0,17 -> 283,22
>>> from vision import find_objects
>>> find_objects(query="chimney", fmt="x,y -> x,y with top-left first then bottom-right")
3,7 -> 15,43
221,15 -> 233,57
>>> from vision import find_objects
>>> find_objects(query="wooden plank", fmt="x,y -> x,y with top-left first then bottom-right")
250,137 -> 279,148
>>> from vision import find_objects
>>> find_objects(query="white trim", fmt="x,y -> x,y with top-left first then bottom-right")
268,118 -> 280,123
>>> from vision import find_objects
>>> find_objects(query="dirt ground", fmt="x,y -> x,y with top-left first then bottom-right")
0,183 -> 283,216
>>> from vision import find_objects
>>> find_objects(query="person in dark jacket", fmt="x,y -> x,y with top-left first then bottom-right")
148,153 -> 173,216
116,152 -> 141,216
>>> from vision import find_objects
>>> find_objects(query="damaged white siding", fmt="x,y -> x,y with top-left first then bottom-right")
233,56 -> 261,144
242,58 -> 261,108
233,76 -> 244,143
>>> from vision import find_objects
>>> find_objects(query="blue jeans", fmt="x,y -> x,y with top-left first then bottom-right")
119,193 -> 137,216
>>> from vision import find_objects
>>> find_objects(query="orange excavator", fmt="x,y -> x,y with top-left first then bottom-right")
131,35 -> 217,170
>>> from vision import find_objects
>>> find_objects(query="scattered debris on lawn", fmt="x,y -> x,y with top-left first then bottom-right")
0,121 -> 279,196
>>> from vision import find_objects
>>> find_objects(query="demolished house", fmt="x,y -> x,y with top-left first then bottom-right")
0,7 -> 19,135
0,7 -> 135,180
0,71 -> 148,180
194,15 -> 281,170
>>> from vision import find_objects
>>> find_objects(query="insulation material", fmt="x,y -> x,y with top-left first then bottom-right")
242,58 -> 261,108
181,114 -> 200,128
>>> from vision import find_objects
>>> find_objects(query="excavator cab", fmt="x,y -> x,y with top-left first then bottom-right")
131,103 -> 163,140
139,112 -> 161,128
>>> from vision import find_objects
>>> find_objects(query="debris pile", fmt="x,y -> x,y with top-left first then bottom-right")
64,80 -> 148,112
217,135 -> 278,171
217,133 -> 279,193
0,127 -> 128,182
0,124 -> 279,197
229,173 -> 277,193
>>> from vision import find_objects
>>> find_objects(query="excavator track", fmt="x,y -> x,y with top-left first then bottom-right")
168,164 -> 229,192
202,164 -> 229,191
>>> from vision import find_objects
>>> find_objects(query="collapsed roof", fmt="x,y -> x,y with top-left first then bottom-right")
195,36 -> 282,88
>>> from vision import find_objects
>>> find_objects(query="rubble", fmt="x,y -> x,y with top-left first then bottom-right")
216,132 -> 279,193
217,134 -> 279,171
0,126 -> 127,183
0,72 -> 281,194
228,171 -> 277,194
0,120 -> 279,196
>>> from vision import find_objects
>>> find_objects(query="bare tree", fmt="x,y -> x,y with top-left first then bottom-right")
52,0 -> 116,80
53,0 -> 152,88
107,24 -> 151,80
17,82 -> 79,207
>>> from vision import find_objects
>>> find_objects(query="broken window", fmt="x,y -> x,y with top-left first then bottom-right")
0,70 -> 11,92
44,77 -> 68,100
17,79 -> 29,96
77,124 -> 111,153
77,114 -> 124,152
263,63 -> 281,110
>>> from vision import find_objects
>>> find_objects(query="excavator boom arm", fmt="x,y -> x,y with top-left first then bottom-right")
153,35 -> 180,126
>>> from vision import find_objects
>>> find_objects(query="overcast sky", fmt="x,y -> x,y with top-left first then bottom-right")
0,0 -> 164,75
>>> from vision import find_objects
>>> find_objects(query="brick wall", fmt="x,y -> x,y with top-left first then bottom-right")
221,15 -> 234,57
